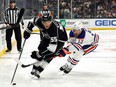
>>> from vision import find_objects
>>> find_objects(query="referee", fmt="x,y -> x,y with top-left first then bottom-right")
4,0 -> 24,52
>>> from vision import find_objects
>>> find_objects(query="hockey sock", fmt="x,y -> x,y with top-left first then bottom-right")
36,59 -> 52,75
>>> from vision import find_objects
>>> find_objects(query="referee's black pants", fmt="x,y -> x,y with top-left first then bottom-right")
6,25 -> 22,51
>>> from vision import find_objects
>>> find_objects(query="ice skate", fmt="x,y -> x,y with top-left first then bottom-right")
31,71 -> 40,80
63,67 -> 72,74
60,63 -> 68,71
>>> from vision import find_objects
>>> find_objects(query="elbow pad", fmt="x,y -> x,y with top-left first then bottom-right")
27,21 -> 34,31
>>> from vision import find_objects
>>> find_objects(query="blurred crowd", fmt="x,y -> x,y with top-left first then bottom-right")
46,0 -> 116,18
0,0 -> 116,21
58,0 -> 116,18
71,0 -> 116,18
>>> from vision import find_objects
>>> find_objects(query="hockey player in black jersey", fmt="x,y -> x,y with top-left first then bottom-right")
38,3 -> 52,40
24,12 -> 68,79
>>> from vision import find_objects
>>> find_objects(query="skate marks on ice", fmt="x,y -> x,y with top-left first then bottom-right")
10,58 -> 116,87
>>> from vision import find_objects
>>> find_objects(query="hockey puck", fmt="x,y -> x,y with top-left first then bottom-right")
12,82 -> 16,85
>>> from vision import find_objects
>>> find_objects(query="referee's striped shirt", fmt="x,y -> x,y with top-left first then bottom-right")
4,7 -> 20,24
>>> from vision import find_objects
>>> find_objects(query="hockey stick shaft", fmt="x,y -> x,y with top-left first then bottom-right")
31,33 -> 40,35
0,25 -> 11,30
0,24 -> 20,30
21,57 -> 55,68
10,39 -> 26,84
14,57 -> 39,68
17,57 -> 55,68
21,61 -> 39,68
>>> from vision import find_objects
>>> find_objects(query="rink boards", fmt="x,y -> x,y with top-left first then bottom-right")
0,18 -> 116,57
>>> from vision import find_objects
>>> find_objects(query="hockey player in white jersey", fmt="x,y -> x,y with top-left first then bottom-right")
60,21 -> 99,74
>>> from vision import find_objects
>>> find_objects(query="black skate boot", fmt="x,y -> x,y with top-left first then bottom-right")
31,69 -> 36,75
60,63 -> 68,71
31,71 -> 40,80
64,67 -> 72,74
35,72 -> 40,78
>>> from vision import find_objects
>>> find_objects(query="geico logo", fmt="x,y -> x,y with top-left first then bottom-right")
95,20 -> 116,26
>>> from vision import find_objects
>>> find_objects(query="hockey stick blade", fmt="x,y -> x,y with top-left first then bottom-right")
21,61 -> 39,68
21,64 -> 31,68
14,58 -> 30,68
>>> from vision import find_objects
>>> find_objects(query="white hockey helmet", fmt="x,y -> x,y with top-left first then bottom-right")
72,21 -> 83,31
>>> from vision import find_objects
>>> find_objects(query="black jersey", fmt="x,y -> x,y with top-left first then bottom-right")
34,17 -> 67,42
27,17 -> 68,54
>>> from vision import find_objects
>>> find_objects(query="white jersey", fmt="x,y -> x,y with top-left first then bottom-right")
68,28 -> 99,46
63,28 -> 99,68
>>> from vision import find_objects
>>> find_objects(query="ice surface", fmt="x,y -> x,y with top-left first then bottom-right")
0,30 -> 116,87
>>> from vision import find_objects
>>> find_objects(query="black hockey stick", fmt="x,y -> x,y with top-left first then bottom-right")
0,25 -> 12,30
31,32 -> 40,35
0,8 -> 25,30
21,61 -> 39,68
15,56 -> 56,68
14,57 -> 39,68
10,39 -> 26,84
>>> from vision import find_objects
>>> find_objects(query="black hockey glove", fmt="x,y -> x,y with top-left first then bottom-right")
23,31 -> 30,39
23,21 -> 34,39
31,51 -> 43,61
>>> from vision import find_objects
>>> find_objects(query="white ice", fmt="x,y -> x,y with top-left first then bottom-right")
0,30 -> 116,87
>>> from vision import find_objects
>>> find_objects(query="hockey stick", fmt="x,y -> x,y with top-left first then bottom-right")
0,25 -> 12,30
10,39 -> 26,84
21,61 -> 39,68
15,56 -> 56,68
14,58 -> 39,68
14,48 -> 70,68
13,32 -> 40,68
0,8 -> 25,30
31,32 -> 40,35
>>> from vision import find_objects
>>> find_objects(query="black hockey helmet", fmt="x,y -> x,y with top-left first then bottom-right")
43,2 -> 47,6
10,0 -> 15,3
41,11 -> 52,21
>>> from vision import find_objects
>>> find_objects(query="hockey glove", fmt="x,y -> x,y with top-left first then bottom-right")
31,51 -> 42,61
23,31 -> 30,39
59,47 -> 71,57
